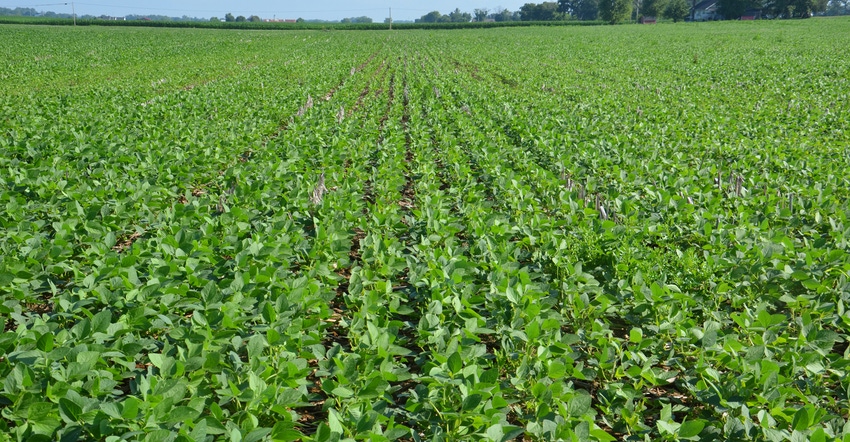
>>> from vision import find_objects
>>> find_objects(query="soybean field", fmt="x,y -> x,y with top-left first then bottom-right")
2,19 -> 850,441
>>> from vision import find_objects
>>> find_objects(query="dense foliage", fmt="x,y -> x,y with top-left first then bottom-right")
719,0 -> 829,17
665,0 -> 692,20
0,16 -> 604,30
519,3 -> 567,20
600,0 -> 635,22
2,18 -> 850,441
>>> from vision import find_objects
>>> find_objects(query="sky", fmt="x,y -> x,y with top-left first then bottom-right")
7,1 -> 528,21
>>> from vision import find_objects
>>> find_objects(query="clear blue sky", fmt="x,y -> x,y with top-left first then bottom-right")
8,1 -> 528,21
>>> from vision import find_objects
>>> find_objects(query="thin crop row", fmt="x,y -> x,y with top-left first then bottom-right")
423,26 -> 850,441
0,30 -> 387,441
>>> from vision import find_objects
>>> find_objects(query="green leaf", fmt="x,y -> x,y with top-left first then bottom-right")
244,428 -> 272,442
91,309 -> 112,334
486,424 -> 504,441
590,428 -> 617,442
526,320 -> 540,341
121,396 -> 141,419
548,360 -> 566,380
572,422 -> 589,441
657,420 -> 680,435
501,427 -> 525,442
331,386 -> 354,398
167,406 -> 202,424
629,328 -> 643,344
567,392 -> 592,417
28,402 -> 61,435
678,419 -> 706,438
745,345 -> 765,363
791,270 -> 809,281
100,402 -> 121,419
313,423 -> 332,442
327,408 -> 344,435
702,321 -> 719,348
462,394 -> 482,411
148,353 -> 165,368
37,333 -> 54,352
190,414 -> 209,441
247,334 -> 267,360
58,398 -> 82,424
792,407 -> 810,431
201,416 -> 228,435
271,422 -> 303,441
267,328 -> 281,345
76,351 -> 100,369
810,428 -> 827,442
384,426 -> 411,440
0,272 -> 14,286
660,403 -> 673,421
447,352 -> 462,374
801,279 -> 821,290
650,282 -> 664,300
145,429 -> 173,442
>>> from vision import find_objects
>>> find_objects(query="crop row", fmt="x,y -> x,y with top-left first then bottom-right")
2,19 -> 850,442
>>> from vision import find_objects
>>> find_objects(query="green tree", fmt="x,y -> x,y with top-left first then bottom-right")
600,0 -> 633,21
225,12 -> 235,22
642,0 -> 668,16
492,8 -> 515,20
718,0 -> 757,18
520,2 -> 563,19
248,15 -> 261,22
417,10 -> 444,22
235,15 -> 246,22
578,0 -> 601,18
448,8 -> 473,21
558,0 -> 600,18
664,0 -> 690,19
825,0 -> 850,15
520,2 -> 535,19
342,16 -> 373,23
474,8 -> 490,21
780,0 -> 827,16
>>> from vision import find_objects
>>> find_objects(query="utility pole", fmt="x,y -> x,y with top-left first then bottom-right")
71,2 -> 76,26
389,7 -> 392,30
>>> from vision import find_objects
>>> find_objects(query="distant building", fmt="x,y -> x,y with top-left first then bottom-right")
99,15 -> 125,20
741,8 -> 762,19
692,0 -> 721,20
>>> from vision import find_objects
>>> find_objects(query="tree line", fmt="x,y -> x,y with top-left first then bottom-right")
416,1 -> 688,23
0,7 -> 209,21
717,0 -> 828,18
3,2 -> 845,25
416,0 -> 837,24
